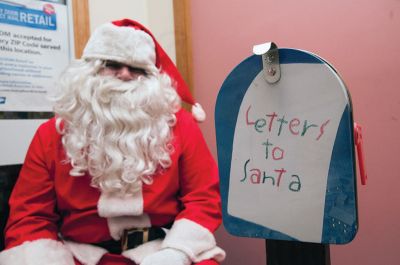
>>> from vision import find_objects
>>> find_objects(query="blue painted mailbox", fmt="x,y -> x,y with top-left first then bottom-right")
215,44 -> 364,244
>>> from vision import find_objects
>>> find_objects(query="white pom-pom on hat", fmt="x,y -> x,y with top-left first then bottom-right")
192,103 -> 206,122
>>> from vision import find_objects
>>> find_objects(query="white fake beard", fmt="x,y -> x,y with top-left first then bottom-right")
53,62 -> 181,195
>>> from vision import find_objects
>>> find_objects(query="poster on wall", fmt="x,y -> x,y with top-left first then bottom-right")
0,0 -> 70,112
215,48 -> 358,244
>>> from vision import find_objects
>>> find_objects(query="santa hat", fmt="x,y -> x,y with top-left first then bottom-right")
82,18 -> 206,122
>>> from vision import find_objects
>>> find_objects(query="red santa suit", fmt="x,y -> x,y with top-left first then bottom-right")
0,19 -> 224,265
0,110 -> 224,265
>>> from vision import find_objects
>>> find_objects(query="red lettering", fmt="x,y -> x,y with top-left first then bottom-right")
272,147 -> 284,160
316,119 -> 330,140
274,168 -> 287,187
246,105 -> 255,125
289,118 -> 300,135
250,169 -> 261,184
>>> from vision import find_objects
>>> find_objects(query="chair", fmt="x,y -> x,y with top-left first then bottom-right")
0,164 -> 22,251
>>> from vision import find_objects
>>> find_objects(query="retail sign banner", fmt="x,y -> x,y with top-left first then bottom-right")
0,1 -> 70,111
0,2 -> 57,30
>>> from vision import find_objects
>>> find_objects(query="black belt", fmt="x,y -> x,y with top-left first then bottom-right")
93,227 -> 166,254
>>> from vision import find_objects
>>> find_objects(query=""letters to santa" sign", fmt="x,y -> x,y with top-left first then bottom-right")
215,49 -> 358,244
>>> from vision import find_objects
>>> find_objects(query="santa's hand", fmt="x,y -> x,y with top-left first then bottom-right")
140,248 -> 191,265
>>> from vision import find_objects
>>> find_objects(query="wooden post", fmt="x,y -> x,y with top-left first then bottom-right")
71,0 -> 90,58
173,0 -> 194,93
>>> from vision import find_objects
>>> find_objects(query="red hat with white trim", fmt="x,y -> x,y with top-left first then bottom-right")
82,18 -> 206,122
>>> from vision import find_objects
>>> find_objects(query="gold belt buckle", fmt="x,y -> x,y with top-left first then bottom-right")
121,227 -> 149,251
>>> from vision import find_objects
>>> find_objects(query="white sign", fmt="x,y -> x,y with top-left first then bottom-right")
227,63 -> 347,242
0,1 -> 70,111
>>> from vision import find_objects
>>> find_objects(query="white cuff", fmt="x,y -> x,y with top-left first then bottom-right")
122,239 -> 163,264
140,248 -> 191,265
0,239 -> 75,265
161,218 -> 226,263
63,240 -> 107,265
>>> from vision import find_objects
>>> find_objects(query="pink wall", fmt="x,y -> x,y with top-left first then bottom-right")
189,1 -> 400,264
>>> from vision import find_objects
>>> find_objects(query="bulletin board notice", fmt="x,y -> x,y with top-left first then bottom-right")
0,1 -> 70,112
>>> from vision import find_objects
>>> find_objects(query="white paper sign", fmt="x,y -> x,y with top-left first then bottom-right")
0,1 -> 70,111
227,63 -> 347,242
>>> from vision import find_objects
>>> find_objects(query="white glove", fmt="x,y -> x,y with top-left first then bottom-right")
140,248 -> 191,265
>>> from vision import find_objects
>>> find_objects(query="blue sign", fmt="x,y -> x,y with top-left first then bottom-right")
0,2 -> 57,30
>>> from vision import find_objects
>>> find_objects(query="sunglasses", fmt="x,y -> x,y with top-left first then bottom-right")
103,60 -> 148,76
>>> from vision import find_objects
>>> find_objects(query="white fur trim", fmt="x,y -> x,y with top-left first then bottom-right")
192,103 -> 206,122
97,189 -> 143,217
63,240 -> 107,265
161,218 -> 226,263
82,23 -> 157,73
122,239 -> 163,264
0,239 -> 74,265
107,214 -> 151,240
191,245 -> 226,263
140,248 -> 191,265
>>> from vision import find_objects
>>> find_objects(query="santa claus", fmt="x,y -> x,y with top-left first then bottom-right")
0,19 -> 225,265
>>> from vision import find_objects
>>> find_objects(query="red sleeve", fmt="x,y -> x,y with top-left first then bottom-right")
4,120 -> 60,249
161,111 -> 225,263
175,111 -> 222,232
